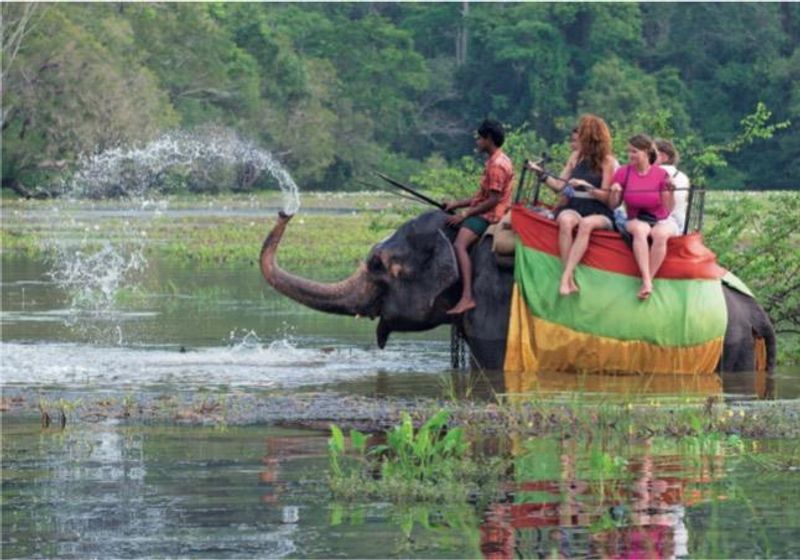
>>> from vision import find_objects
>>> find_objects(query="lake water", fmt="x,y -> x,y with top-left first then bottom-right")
2,202 -> 799,558
3,418 -> 799,558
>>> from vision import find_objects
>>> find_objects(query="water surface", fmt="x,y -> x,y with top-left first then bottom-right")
3,202 -> 799,559
3,417 -> 799,559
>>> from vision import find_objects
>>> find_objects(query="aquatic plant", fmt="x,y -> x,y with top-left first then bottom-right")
36,396 -> 84,429
37,396 -> 52,428
328,410 -> 505,502
376,411 -> 468,481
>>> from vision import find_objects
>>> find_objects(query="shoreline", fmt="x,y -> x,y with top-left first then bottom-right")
3,384 -> 799,441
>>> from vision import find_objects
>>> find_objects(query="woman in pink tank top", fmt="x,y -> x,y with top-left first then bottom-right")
610,134 -> 676,300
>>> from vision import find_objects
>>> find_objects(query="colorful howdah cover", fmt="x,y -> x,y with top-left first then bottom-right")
504,205 -> 729,379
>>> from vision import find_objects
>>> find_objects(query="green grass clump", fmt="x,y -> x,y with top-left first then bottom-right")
328,410 -> 506,503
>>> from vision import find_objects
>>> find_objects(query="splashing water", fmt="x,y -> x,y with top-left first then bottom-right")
228,329 -> 266,351
49,241 -> 147,316
65,128 -> 301,214
41,128 -> 300,340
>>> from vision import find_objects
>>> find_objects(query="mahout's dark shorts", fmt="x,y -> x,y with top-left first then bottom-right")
462,216 -> 490,236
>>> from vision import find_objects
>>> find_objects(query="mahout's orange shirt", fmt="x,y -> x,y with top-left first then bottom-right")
472,150 -> 514,224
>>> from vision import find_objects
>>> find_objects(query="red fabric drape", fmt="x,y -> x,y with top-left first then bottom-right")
511,205 -> 726,280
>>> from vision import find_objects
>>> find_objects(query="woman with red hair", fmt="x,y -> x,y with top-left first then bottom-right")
528,114 -> 617,296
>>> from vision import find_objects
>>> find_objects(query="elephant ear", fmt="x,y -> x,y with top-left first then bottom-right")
407,229 -> 459,302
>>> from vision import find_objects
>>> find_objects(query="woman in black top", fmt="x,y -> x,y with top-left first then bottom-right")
527,114 -> 617,296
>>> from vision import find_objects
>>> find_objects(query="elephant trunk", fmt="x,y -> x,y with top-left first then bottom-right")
260,212 -> 382,317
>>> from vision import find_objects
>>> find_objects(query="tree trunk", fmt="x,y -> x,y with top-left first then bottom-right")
456,2 -> 469,66
2,176 -> 58,199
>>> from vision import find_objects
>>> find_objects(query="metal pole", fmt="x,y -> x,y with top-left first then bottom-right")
697,189 -> 706,232
514,163 -> 528,204
531,173 -> 542,207
684,183 -> 695,235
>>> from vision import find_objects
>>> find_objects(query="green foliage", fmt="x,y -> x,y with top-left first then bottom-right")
328,424 -> 346,477
502,126 -> 551,172
704,191 -> 800,362
607,108 -> 677,162
0,193 -> 406,273
3,3 -> 798,195
374,410 -> 469,482
411,154 -> 481,202
1,5 -> 177,187
410,125 -> 551,203
327,410 -> 505,502
578,56 -> 662,127
678,102 -> 791,188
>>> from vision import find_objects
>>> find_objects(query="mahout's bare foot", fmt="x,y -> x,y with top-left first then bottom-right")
446,298 -> 477,315
637,283 -> 652,300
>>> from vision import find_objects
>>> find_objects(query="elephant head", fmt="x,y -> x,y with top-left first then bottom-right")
260,210 -> 461,348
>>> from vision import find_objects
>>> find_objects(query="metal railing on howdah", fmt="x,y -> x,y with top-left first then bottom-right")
683,184 -> 706,234
513,158 -> 706,235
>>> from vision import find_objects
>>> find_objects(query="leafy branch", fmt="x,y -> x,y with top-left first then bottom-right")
679,102 -> 791,187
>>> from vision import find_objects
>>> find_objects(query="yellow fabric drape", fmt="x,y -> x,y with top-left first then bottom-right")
504,285 -> 725,385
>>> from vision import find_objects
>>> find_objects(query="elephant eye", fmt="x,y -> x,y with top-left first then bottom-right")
368,254 -> 385,273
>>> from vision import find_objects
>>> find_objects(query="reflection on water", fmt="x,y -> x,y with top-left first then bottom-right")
445,366 -> 791,404
484,438 -> 724,559
3,418 -> 799,559
2,420 -> 300,558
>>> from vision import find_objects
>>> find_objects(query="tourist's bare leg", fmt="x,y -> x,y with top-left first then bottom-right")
557,210 -> 580,268
560,215 -> 611,296
627,219 -> 653,300
649,221 -> 678,280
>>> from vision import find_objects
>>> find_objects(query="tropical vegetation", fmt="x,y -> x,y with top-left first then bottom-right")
3,3 -> 799,194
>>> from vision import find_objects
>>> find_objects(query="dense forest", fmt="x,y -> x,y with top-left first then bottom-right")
2,2 -> 799,194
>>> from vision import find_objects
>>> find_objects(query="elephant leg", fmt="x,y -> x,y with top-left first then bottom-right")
464,237 -> 514,371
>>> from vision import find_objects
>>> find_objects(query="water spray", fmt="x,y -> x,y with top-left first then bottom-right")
43,128 -> 302,343
64,128 -> 301,215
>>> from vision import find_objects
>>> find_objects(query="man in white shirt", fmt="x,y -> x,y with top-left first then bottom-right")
655,139 -> 690,234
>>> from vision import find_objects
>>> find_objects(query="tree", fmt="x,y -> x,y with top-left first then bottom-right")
2,3 -> 798,195
577,56 -> 661,127
1,5 -> 176,195
1,2 -> 41,103
125,4 -> 261,128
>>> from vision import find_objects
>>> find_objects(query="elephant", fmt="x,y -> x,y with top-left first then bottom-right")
260,209 -> 776,376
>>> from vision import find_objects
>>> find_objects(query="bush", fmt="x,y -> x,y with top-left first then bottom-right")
704,191 -> 800,363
